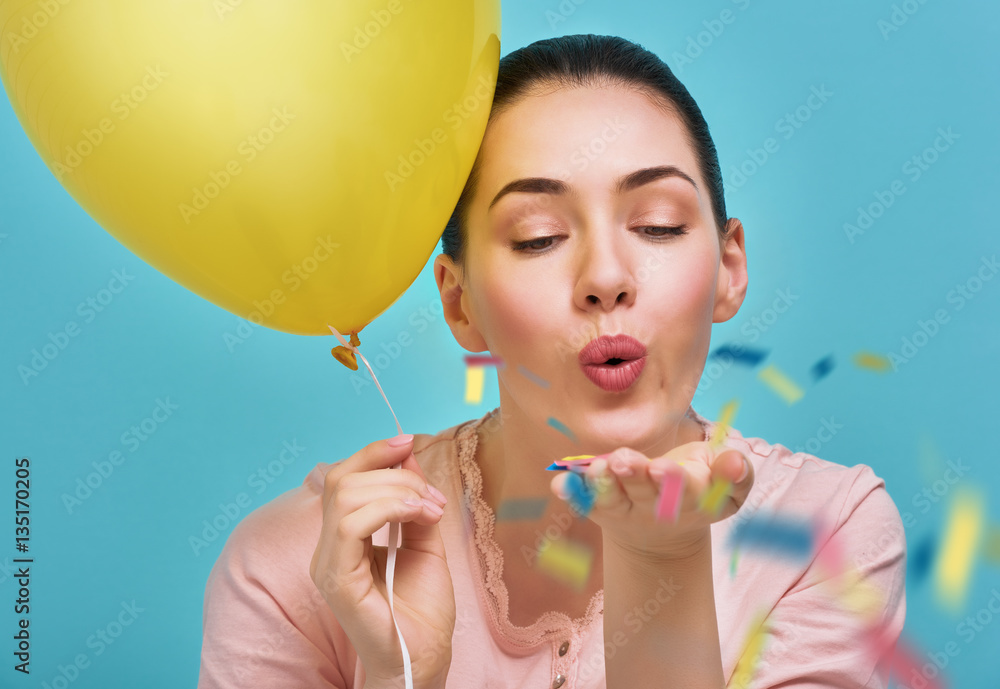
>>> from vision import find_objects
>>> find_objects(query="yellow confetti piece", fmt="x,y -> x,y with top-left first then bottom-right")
731,612 -> 769,689
560,454 -> 596,463
465,366 -> 484,404
698,479 -> 733,516
536,538 -> 593,591
934,488 -> 985,612
836,569 -> 885,623
985,526 -> 1000,563
710,398 -> 740,449
757,364 -> 804,405
853,351 -> 891,372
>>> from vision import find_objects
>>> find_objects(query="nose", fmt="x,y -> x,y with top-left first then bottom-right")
574,242 -> 636,312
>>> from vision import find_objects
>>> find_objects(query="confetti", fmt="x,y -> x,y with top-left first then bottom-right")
465,366 -> 484,404
730,548 -> 740,578
812,520 -> 846,578
556,454 -> 596,465
728,512 -> 813,560
495,497 -> 549,521
731,613 -> 769,689
536,538 -> 593,591
810,354 -> 835,382
863,629 -> 945,689
934,488 -> 984,612
547,417 -> 577,443
655,470 -> 685,523
698,479 -> 733,516
464,354 -> 504,367
909,533 -> 936,584
757,364 -> 804,404
711,344 -> 768,367
853,351 -> 891,372
709,399 -> 740,449
516,364 -> 550,388
563,471 -> 595,518
985,526 -> 1000,563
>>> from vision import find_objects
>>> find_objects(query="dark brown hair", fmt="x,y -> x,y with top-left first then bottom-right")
440,33 -> 730,266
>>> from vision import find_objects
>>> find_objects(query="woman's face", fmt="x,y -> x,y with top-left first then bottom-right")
436,84 -> 747,453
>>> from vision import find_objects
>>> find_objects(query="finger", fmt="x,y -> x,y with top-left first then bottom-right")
326,496 -> 438,584
396,452 -> 449,557
584,458 -> 630,517
603,447 -> 659,503
707,449 -> 753,520
322,435 -> 418,506
336,464 -> 446,506
331,483 -> 445,521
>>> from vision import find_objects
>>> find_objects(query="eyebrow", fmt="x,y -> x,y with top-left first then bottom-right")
487,165 -> 700,211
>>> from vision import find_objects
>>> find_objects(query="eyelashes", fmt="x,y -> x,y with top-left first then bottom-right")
511,225 -> 689,254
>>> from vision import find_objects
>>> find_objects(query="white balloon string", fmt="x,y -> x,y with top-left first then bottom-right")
328,324 -> 413,689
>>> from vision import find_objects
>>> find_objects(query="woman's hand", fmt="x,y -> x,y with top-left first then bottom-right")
309,435 -> 456,689
549,441 -> 754,562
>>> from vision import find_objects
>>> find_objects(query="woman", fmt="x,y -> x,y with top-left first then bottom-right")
199,34 -> 906,688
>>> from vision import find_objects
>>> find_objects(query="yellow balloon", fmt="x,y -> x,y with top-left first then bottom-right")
0,0 -> 500,336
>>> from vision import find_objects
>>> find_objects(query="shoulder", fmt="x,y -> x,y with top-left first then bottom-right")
691,408 -> 899,530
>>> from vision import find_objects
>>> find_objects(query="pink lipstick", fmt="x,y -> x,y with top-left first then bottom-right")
578,334 -> 647,392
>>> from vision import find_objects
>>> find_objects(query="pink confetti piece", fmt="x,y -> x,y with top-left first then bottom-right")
655,471 -> 685,522
464,354 -> 504,367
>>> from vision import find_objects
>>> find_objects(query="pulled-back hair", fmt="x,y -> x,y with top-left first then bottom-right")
440,34 -> 729,266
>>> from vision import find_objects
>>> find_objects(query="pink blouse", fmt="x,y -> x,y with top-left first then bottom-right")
198,406 -> 906,688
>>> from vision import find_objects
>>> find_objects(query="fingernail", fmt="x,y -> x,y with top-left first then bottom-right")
737,457 -> 750,483
422,498 -> 444,516
387,434 -> 414,447
610,458 -> 633,477
427,484 -> 448,505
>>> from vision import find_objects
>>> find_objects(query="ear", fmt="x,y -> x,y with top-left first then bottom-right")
433,253 -> 489,353
713,218 -> 749,323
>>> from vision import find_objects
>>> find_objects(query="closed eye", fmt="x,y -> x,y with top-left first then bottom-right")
511,225 -> 688,254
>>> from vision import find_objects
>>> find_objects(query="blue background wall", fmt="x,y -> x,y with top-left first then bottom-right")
2,1 -> 998,687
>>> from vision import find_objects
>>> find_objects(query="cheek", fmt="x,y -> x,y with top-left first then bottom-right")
471,266 -> 553,349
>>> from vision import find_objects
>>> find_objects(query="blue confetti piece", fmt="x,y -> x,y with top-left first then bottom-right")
909,533 -> 935,584
517,364 -> 551,389
711,345 -> 769,367
810,354 -> 835,382
727,512 -> 813,559
546,462 -> 567,471
547,417 -> 577,443
564,471 -> 594,518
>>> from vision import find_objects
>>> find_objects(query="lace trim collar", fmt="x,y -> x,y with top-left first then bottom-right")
454,407 -> 713,649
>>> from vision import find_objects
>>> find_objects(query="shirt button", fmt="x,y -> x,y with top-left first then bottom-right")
552,674 -> 566,688
558,641 -> 569,656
